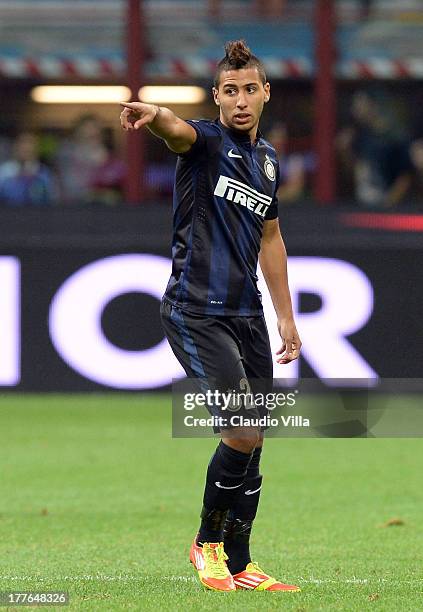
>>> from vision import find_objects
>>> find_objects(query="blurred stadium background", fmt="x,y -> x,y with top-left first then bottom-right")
1,2 -> 423,609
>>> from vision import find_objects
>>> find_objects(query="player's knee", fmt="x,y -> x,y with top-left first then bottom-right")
222,426 -> 260,453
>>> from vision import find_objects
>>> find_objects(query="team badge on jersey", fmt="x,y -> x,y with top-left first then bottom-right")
264,155 -> 276,181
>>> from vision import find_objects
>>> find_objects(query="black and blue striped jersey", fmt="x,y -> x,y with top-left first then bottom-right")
163,117 -> 280,316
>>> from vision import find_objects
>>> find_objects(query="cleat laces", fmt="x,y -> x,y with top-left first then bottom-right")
203,543 -> 230,579
249,561 -> 265,574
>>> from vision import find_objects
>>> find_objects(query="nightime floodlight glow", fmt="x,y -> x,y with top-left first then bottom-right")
31,86 -> 131,104
138,86 -> 206,104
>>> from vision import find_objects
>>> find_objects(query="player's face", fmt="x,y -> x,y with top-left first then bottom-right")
213,67 -> 270,134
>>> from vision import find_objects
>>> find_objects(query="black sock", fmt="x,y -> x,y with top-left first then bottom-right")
224,446 -> 263,574
197,441 -> 253,544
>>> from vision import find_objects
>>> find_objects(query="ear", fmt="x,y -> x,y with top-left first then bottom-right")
264,82 -> 270,104
212,87 -> 220,106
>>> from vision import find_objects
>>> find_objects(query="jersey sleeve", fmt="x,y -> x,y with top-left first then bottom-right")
180,119 -> 221,158
264,159 -> 281,220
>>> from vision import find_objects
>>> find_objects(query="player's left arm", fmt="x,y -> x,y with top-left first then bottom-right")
259,218 -> 301,364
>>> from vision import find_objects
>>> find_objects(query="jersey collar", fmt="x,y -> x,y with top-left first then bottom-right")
215,118 -> 263,146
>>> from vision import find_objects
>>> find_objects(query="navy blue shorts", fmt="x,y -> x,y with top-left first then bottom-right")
160,298 -> 273,432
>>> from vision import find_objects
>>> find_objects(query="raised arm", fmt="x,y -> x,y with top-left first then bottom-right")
120,101 -> 197,154
259,218 -> 301,364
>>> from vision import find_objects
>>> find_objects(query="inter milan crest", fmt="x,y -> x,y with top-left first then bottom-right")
264,155 -> 276,181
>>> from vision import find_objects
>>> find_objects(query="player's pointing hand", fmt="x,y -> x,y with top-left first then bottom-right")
120,101 -> 158,131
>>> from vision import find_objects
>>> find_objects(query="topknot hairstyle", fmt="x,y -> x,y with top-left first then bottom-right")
214,39 -> 267,88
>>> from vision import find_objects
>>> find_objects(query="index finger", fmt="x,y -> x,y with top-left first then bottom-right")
120,102 -> 139,109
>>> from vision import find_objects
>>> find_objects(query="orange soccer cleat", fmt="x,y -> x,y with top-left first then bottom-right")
232,561 -> 301,592
189,535 -> 236,591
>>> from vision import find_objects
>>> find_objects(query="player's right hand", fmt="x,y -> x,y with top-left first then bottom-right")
120,101 -> 158,131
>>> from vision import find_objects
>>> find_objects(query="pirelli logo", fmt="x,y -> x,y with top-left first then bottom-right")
214,175 -> 272,218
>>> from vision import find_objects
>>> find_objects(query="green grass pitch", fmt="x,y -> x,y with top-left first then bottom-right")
0,394 -> 422,611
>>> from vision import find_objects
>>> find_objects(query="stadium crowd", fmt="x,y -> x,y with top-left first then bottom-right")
0,90 -> 422,208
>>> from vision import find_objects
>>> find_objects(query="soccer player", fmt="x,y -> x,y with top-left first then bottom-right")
120,40 -> 302,593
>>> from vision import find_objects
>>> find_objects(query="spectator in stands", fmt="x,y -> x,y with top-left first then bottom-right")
57,114 -> 110,205
0,132 -> 57,206
0,135 -> 11,165
267,122 -> 312,204
409,136 -> 423,207
360,0 -> 373,20
89,128 -> 126,206
337,91 -> 412,208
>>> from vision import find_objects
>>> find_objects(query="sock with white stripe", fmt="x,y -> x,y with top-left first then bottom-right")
197,441 -> 253,544
223,446 -> 263,574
